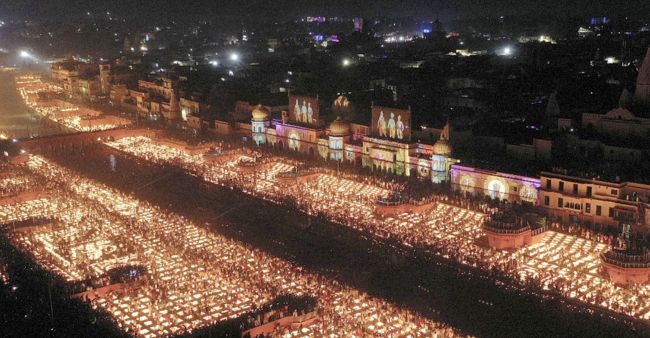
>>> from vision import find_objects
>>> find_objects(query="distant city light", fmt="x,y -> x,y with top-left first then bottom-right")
209,60 -> 219,67
498,46 -> 513,56
342,58 -> 351,67
228,70 -> 234,76
538,35 -> 556,44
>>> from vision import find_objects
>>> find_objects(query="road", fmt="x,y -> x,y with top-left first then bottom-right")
0,69 -> 55,138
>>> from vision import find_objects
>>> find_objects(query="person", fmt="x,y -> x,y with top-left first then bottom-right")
293,99 -> 300,121
396,115 -> 404,139
300,101 -> 308,123
378,111 -> 387,137
387,112 -> 396,138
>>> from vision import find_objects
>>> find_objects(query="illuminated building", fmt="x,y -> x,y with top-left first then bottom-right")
76,75 -> 101,99
327,116 -> 351,161
110,77 -> 182,122
249,97 -> 459,183
179,98 -> 200,122
450,165 -> 540,203
251,104 -> 271,145
430,122 -> 455,183
540,171 -> 650,228
51,60 -> 99,98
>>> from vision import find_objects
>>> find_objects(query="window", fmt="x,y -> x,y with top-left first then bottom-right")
609,208 -> 615,218
611,189 -> 618,196
586,203 -> 591,213
559,181 -> 564,192
573,184 -> 578,194
596,205 -> 602,216
513,187 -> 518,192
546,179 -> 551,189
586,187 -> 592,197
544,196 -> 550,206
558,197 -> 563,208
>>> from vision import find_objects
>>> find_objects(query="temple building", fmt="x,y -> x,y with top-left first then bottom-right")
250,96 -> 459,183
582,47 -> 650,139
450,165 -> 541,204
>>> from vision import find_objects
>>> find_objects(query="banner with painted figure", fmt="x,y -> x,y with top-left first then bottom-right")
371,105 -> 411,141
289,95 -> 319,125
332,95 -> 352,115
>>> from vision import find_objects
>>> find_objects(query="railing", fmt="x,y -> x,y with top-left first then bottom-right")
530,226 -> 547,236
409,198 -> 435,206
601,251 -> 650,269
483,221 -> 530,234
238,159 -> 260,167
276,169 -> 320,179
376,198 -> 404,206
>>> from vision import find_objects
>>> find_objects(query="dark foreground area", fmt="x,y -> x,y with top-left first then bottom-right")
2,143 -> 649,337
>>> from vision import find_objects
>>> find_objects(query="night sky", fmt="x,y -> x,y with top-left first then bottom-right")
1,0 -> 649,22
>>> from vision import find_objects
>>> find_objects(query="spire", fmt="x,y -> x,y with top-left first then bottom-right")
634,47 -> 650,107
545,92 -> 560,118
440,120 -> 450,141
619,88 -> 632,108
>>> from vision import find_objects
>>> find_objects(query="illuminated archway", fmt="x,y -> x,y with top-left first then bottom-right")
288,132 -> 300,151
417,159 -> 430,178
485,178 -> 507,200
459,174 -> 475,194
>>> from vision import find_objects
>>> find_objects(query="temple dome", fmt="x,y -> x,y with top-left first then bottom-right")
329,116 -> 351,136
433,121 -> 452,156
251,105 -> 270,121
432,139 -> 452,156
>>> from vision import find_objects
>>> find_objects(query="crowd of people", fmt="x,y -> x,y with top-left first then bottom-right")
102,134 -> 650,323
0,154 -> 461,337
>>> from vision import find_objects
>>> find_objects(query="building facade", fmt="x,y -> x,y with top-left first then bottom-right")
249,101 -> 459,184
450,165 -> 541,204
540,172 -> 650,228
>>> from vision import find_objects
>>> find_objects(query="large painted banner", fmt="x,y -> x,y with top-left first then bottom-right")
371,105 -> 411,141
289,95 -> 319,125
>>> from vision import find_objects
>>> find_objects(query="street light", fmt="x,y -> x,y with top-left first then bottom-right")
20,50 -> 32,58
342,58 -> 351,67
229,52 -> 239,62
